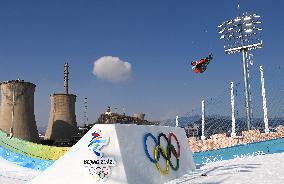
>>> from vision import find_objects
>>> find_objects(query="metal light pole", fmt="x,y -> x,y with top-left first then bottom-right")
230,82 -> 236,137
219,12 -> 263,130
201,100 -> 205,140
260,66 -> 269,133
175,115 -> 179,127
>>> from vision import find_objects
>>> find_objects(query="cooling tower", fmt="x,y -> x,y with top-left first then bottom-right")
45,63 -> 77,141
44,94 -> 77,140
0,80 -> 39,143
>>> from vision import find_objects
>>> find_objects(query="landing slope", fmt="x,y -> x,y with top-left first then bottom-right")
167,152 -> 284,184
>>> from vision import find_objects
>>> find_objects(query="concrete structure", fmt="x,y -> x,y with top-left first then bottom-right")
133,113 -> 145,120
63,63 -> 69,94
0,80 -> 39,142
44,94 -> 77,140
45,63 -> 77,141
96,109 -> 157,126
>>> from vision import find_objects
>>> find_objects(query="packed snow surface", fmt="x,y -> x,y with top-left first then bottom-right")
167,152 -> 284,184
0,157 -> 40,184
1,149 -> 284,183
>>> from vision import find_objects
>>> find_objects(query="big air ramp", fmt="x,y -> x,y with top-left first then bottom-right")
28,124 -> 196,184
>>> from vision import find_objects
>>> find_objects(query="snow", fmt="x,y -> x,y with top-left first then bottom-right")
167,152 -> 284,184
2,152 -> 284,184
0,157 -> 40,184
1,123 -> 284,184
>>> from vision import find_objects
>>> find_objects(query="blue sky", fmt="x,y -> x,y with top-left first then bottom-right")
0,0 -> 283,128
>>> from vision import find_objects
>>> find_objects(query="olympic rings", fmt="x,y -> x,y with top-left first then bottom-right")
169,133 -> 180,158
154,146 -> 169,175
168,145 -> 179,171
143,132 -> 180,175
144,133 -> 160,163
158,133 -> 170,159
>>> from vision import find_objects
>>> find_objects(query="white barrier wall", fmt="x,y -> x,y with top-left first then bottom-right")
28,124 -> 195,184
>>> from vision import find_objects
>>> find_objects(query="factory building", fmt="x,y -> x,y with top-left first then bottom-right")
44,63 -> 77,141
96,106 -> 158,125
0,80 -> 39,143
133,113 -> 145,120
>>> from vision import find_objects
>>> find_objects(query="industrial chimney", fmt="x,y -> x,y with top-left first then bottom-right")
64,62 -> 69,94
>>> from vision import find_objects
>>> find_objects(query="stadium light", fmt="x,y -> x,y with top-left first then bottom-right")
219,12 -> 263,130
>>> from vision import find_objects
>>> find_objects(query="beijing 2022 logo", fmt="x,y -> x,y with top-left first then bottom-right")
83,130 -> 116,182
143,132 -> 180,176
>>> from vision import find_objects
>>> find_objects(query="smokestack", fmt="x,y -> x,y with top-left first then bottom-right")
64,63 -> 69,94
0,80 -> 39,143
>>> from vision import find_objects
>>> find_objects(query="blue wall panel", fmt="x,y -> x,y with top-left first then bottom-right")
193,138 -> 284,165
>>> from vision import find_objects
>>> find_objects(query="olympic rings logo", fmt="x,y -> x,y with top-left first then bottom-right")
143,132 -> 181,175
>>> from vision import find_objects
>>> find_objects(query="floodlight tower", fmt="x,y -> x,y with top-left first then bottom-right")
218,10 -> 263,130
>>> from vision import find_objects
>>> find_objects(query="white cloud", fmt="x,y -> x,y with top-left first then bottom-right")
93,56 -> 132,82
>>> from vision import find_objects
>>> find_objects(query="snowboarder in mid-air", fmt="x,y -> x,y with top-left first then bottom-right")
191,53 -> 213,74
